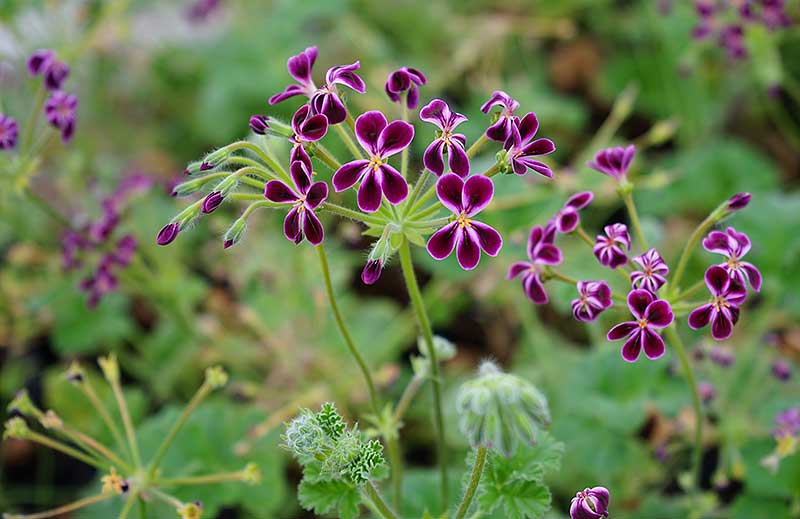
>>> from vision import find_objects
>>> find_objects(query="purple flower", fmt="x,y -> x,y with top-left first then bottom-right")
503,113 -> 555,177
265,160 -> 328,245
608,289 -> 674,362
571,280 -> 613,322
361,259 -> 383,285
698,381 -> 716,403
630,248 -> 669,293
385,67 -> 426,109
0,114 -> 18,150
727,192 -> 751,212
79,260 -> 119,308
44,60 -> 70,91
774,407 -> 800,438
332,111 -> 411,212
44,91 -> 78,142
593,224 -> 630,269
113,235 -> 137,266
587,145 -> 636,180
709,345 -> 734,367
760,0 -> 792,30
553,191 -> 593,233
202,191 -> 225,214
570,487 -> 610,519
719,24 -> 747,59
289,104 -> 329,168
309,62 -> 366,125
157,222 -> 181,246
419,99 -> 469,177
480,90 -> 519,142
268,47 -> 319,104
27,49 -> 54,76
702,227 -> 762,292
61,231 -> 88,270
507,223 -> 561,304
249,114 -> 270,135
427,174 -> 502,270
688,265 -> 747,341
772,359 -> 791,382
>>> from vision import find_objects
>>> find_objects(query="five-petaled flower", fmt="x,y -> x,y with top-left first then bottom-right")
427,174 -> 502,270
631,248 -> 669,293
702,226 -> 762,292
507,223 -> 562,304
553,191 -> 593,233
332,110 -> 412,212
385,67 -> 426,109
608,289 -> 674,362
0,114 -> 18,150
265,160 -> 329,245
420,99 -> 469,177
571,280 -> 613,322
44,90 -> 78,142
480,90 -> 519,142
587,145 -> 636,180
688,265 -> 747,341
570,486 -> 610,519
593,223 -> 630,269
289,104 -> 329,169
502,113 -> 556,177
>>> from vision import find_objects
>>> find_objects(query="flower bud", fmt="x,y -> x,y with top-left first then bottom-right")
772,359 -> 791,382
283,410 -> 327,461
570,486 -> 610,519
223,217 -> 247,249
183,161 -> 204,176
412,335 -> 456,378
177,501 -> 203,519
200,147 -> 231,171
172,177 -> 213,197
40,410 -> 63,429
726,192 -> 751,212
201,192 -> 224,213
361,259 -> 382,285
65,361 -> 85,383
249,115 -> 270,135
241,462 -> 262,485
698,381 -> 716,404
3,417 -> 31,439
644,118 -> 678,146
7,389 -> 40,417
27,49 -> 54,75
709,345 -> 734,367
204,365 -> 228,389
98,354 -> 120,384
44,60 -> 70,90
456,360 -> 550,456
157,222 -> 181,246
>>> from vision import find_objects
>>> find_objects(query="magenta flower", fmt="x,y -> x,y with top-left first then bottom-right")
332,111 -> 412,212
27,49 -> 54,75
361,259 -> 383,285
265,160 -> 328,246
480,90 -> 519,142
709,345 -> 734,367
507,223 -> 562,304
608,289 -> 674,362
587,145 -> 635,180
426,174 -> 502,270
631,248 -> 669,293
385,67 -> 426,109
44,91 -> 78,142
726,192 -> 751,212
44,60 -> 70,91
571,280 -> 613,322
157,223 -> 181,246
570,487 -> 610,519
419,99 -> 469,177
249,114 -> 270,135
774,407 -> 800,438
268,47 -> 365,125
553,191 -> 593,233
503,113 -> 555,177
702,227 -> 762,292
688,265 -> 747,341
719,24 -> 747,59
289,104 -> 329,169
0,114 -> 18,150
593,223 -> 630,269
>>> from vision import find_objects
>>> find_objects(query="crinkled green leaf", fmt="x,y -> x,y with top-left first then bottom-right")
297,474 -> 361,519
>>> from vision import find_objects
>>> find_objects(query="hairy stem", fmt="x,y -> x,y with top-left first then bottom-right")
363,481 -> 399,519
393,375 -> 425,423
398,239 -> 448,508
466,134 -> 489,158
79,379 -> 130,464
671,279 -> 706,304
547,269 -> 627,303
386,437 -> 403,512
316,245 -> 379,415
3,493 -> 111,519
404,169 -> 431,218
621,190 -> 647,250
27,432 -> 108,471
336,120 -> 365,160
109,378 -> 141,469
313,144 -> 342,171
155,470 -> 245,486
320,202 -> 384,226
670,213 -> 716,298
454,446 -> 488,519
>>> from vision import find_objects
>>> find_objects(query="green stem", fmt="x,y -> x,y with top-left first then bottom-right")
223,141 -> 290,183
21,84 -> 47,156
401,95 -> 410,183
398,239 -> 448,508
664,325 -> 703,497
320,202 -> 384,226
313,144 -> 342,171
575,226 -> 595,248
410,202 -> 444,222
110,381 -> 141,469
621,190 -> 647,250
393,375 -> 425,423
335,122 -> 365,160
671,279 -> 706,304
547,269 -> 626,303
60,425 -> 132,473
117,490 -> 140,519
670,213 -> 716,298
483,163 -> 501,178
147,382 -> 212,479
454,446 -> 488,519
316,245 -> 379,415
409,187 -> 439,216
386,437 -> 403,512
27,433 -> 108,471
362,481 -> 399,519
466,134 -> 489,159
79,380 -> 131,464
405,217 -> 451,229
3,493 -> 112,519
404,169 -> 431,218
155,470 -> 244,487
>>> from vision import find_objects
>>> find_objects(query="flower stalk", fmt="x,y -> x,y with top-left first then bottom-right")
454,446 -> 488,519
363,481 -> 399,519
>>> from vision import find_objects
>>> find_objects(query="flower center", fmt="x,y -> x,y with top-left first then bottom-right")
726,256 -> 740,269
456,211 -> 472,229
644,266 -> 653,276
293,197 -> 307,211
712,295 -> 730,311
441,130 -> 453,145
638,318 -> 649,329
369,156 -> 384,171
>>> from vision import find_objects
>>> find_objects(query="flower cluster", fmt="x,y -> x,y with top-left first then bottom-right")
28,49 -> 78,142
62,173 -> 152,307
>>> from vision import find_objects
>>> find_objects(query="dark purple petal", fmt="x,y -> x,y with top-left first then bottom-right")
311,91 -> 348,125
27,49 -> 54,75
521,138 -> 556,157
507,261 -> 531,280
702,231 -> 731,255
284,207 -> 303,244
378,164 -> 409,205
385,82 -> 401,103
457,228 -> 482,270
291,105 -> 313,135
517,158 -> 554,178
517,112 -> 539,142
566,191 -> 594,210
427,222 -> 459,260
556,208 -> 579,233
406,84 -> 420,109
287,48 -> 315,84
727,192 -> 751,211
645,300 -> 674,328
423,139 -> 446,176
688,304 -> 714,330
608,321 -> 637,341
290,160 -> 312,194
156,223 -> 180,246
523,272 -> 548,304
265,180 -> 299,203
300,114 -> 329,141
44,61 -> 69,90
740,262 -> 762,292
448,142 -> 470,177
535,244 -> 562,265
357,170 -> 383,213
362,259 -> 383,285
711,311 -> 734,340
202,192 -> 224,213
302,209 -> 325,245
305,182 -> 329,209
378,120 -> 414,157
249,114 -> 270,135
326,61 -> 366,93
641,328 -> 666,359
436,173 -> 464,214
620,331 -> 643,362
386,69 -> 411,94
269,84 -> 307,105
480,90 -> 519,114
627,289 -> 654,320
704,265 -> 731,297
355,111 -> 387,154
471,221 -> 502,256
462,175 -> 493,216
419,99 -> 450,129
332,160 -> 370,192
485,117 -> 513,143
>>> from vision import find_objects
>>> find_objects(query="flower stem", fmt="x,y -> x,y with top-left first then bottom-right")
117,489 -> 140,519
405,217 -> 450,229
386,437 -> 403,512
21,84 -> 47,157
393,375 -> 425,423
454,446 -> 488,519
313,143 -> 342,171
398,239 -> 448,508
147,381 -> 213,479
466,134 -> 489,159
155,470 -> 245,486
363,481 -> 399,519
78,379 -> 130,464
670,213 -> 716,298
621,190 -> 647,250
224,141 -> 290,183
109,380 -> 141,469
320,202 -> 384,226
483,163 -> 501,178
671,279 -> 706,304
336,121 -> 365,160
575,226 -> 595,248
3,493 -> 112,519
27,432 -> 108,471
664,324 -> 703,497
60,424 -> 132,473
547,269 -> 626,303
316,245 -> 379,415
404,169 -> 431,218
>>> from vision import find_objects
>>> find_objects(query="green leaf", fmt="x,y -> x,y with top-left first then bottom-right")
298,475 -> 361,519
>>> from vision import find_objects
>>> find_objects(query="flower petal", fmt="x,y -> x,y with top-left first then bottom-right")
300,114 -> 329,141
378,164 -> 409,205
326,61 -> 366,93
290,160 -> 312,194
566,191 -> 594,210
287,48 -> 314,84
536,244 -> 562,265
645,300 -> 674,328
357,170 -> 383,213
283,207 -> 302,243
305,181 -> 329,209
423,139 -> 446,176
378,120 -> 414,157
355,111 -> 387,154
523,272 -> 548,304
608,321 -> 637,341
556,209 -> 579,233
711,311 -> 734,340
702,230 -> 733,255
641,328 -> 666,359
620,332 -> 643,362
302,209 -> 325,246
427,222 -> 458,260
436,173 -> 464,214
627,289 -> 654,319
448,142 -> 470,178
457,228 -> 482,270
332,160 -> 370,192
310,92 -> 347,125
521,138 -> 556,156
517,112 -> 539,142
470,221 -> 502,256
517,158 -> 554,178
419,99 -> 449,129
740,261 -> 762,291
507,261 -> 531,280
704,265 -> 730,296
462,175 -> 494,216
265,180 -> 299,203
268,84 -> 307,105
688,304 -> 714,330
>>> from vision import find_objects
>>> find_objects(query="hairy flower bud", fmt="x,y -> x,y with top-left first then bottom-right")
283,410 -> 328,461
361,259 -> 383,285
726,192 -> 751,212
456,361 -> 551,456
7,389 -> 41,417
223,217 -> 247,249
65,361 -> 85,383
157,222 -> 181,246
3,417 -> 31,439
249,114 -> 270,135
200,147 -> 231,171
98,354 -> 120,383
